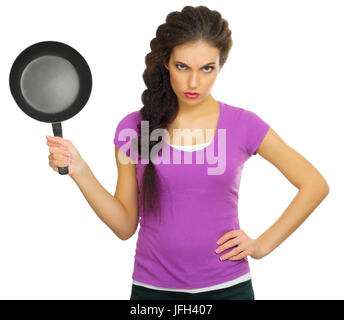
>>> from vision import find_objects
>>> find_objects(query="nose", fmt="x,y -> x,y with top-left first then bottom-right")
187,71 -> 200,90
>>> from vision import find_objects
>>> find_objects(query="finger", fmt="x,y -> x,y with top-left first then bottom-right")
48,156 -> 61,172
49,146 -> 71,158
50,161 -> 59,172
46,140 -> 63,147
49,150 -> 72,165
47,141 -> 67,152
46,136 -> 69,148
52,158 -> 72,168
227,250 -> 248,261
220,244 -> 245,261
49,146 -> 64,153
217,229 -> 241,245
215,238 -> 240,254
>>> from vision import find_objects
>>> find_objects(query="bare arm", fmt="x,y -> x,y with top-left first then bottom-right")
71,163 -> 135,240
255,128 -> 330,258
46,135 -> 139,241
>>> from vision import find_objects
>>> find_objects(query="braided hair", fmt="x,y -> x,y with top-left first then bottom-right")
137,5 -> 233,223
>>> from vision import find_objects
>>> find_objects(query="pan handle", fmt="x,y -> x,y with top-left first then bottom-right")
52,122 -> 69,175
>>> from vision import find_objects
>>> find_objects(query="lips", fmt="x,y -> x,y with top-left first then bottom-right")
184,92 -> 200,99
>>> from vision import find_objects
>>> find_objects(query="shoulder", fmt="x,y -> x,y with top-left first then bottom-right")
220,101 -> 257,124
114,109 -> 142,156
115,109 -> 142,133
116,109 -> 142,125
220,101 -> 270,156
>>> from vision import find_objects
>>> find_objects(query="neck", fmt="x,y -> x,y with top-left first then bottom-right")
176,94 -> 218,118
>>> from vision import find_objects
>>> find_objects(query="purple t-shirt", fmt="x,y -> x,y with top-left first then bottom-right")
113,101 -> 270,289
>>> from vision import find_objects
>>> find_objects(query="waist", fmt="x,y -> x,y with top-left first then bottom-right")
133,220 -> 250,289
132,272 -> 252,293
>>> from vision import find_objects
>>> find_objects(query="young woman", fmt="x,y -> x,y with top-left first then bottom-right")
46,6 -> 329,300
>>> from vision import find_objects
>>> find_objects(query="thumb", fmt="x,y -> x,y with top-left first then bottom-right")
46,135 -> 81,159
46,135 -> 68,145
46,135 -> 72,151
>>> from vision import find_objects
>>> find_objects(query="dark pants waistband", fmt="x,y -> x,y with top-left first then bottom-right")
130,279 -> 255,300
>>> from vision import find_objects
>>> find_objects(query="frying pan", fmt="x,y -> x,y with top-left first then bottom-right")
9,40 -> 92,175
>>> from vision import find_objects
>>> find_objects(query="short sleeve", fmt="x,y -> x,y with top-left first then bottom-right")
113,111 -> 140,161
243,109 -> 270,156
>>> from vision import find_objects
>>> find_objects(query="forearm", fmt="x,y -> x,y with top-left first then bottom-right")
70,163 -> 133,240
257,182 -> 329,258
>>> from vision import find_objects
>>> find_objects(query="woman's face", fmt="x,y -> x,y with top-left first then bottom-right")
164,40 -> 222,106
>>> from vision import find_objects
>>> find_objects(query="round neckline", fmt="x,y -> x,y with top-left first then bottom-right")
162,100 -> 223,153
170,141 -> 210,147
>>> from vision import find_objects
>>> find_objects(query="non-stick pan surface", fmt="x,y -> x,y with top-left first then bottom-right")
9,40 -> 92,175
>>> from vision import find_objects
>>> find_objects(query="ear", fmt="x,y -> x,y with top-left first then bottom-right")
163,59 -> 169,70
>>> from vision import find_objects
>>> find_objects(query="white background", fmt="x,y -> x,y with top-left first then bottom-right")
1,0 -> 342,300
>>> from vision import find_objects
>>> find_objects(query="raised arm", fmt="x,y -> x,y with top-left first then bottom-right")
46,135 -> 139,240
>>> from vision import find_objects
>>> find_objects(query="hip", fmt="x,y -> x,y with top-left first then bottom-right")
130,278 -> 255,300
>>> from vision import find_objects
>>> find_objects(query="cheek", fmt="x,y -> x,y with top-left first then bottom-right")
203,76 -> 216,90
170,72 -> 179,83
169,73 -> 182,90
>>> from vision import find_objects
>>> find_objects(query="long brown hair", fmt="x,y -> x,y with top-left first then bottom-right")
137,5 -> 233,223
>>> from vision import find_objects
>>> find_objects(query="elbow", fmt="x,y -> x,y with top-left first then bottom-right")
112,216 -> 138,241
120,233 -> 135,241
320,178 -> 330,197
118,227 -> 137,241
116,230 -> 131,241
315,181 -> 330,198
300,175 -> 330,197
111,229 -> 132,241
122,220 -> 139,241
120,234 -> 132,241
323,183 -> 330,197
325,180 -> 330,193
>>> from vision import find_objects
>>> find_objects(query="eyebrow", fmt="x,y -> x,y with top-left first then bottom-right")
174,61 -> 216,68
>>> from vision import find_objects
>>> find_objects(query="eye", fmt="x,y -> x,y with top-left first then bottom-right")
202,66 -> 214,73
175,64 -> 187,70
175,64 -> 214,73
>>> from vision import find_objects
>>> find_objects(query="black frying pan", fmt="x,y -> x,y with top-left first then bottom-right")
9,40 -> 92,175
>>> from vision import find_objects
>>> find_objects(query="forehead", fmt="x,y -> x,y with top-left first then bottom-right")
171,41 -> 219,65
